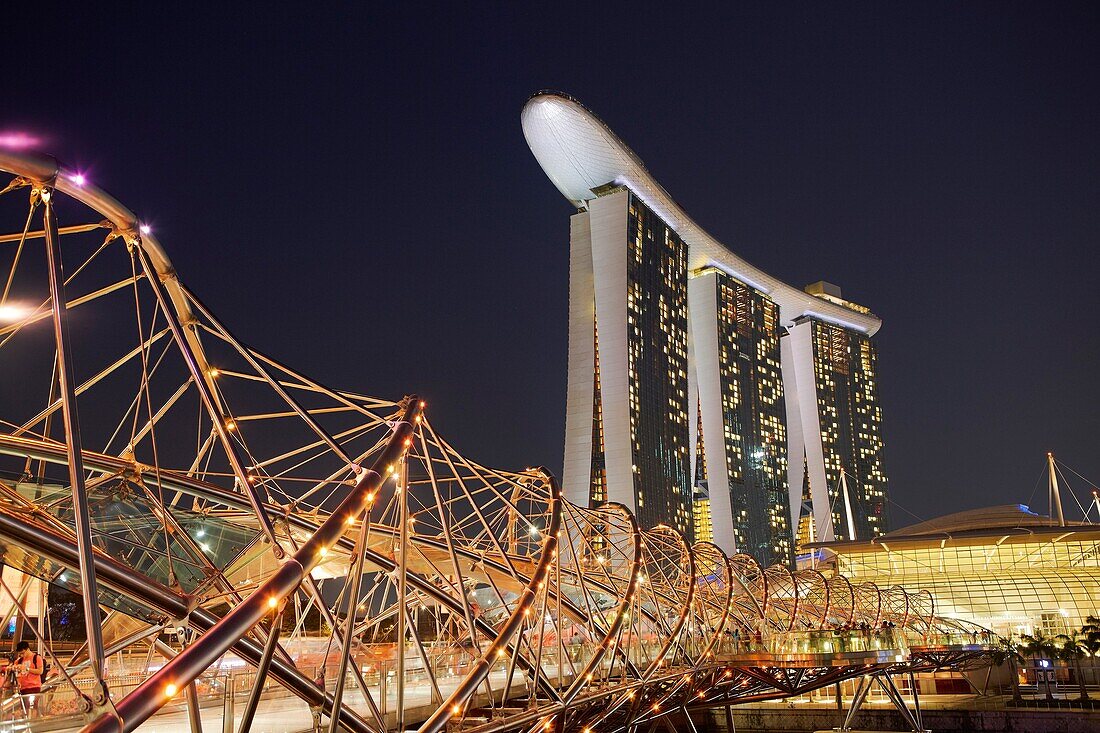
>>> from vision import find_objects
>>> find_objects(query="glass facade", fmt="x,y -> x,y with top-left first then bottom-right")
693,399 -> 713,544
692,488 -> 714,545
626,192 -> 692,537
710,273 -> 792,565
831,533 -> 1100,637
805,318 -> 887,540
589,191 -> 692,539
590,322 -> 607,505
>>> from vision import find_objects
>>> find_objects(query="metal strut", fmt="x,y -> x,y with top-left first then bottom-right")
80,399 -> 420,733
326,509 -> 371,733
875,672 -> 926,732
41,184 -> 111,707
839,674 -> 872,731
238,607 -> 284,733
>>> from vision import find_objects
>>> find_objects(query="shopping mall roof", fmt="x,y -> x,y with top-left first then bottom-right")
810,504 -> 1100,552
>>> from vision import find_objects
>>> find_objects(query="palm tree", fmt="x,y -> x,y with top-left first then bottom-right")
1020,631 -> 1058,701
1054,633 -> 1089,701
1076,616 -> 1100,693
1081,615 -> 1100,655
988,636 -> 1024,701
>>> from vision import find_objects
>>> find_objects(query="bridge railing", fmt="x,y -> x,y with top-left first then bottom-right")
761,628 -> 908,657
913,630 -> 998,649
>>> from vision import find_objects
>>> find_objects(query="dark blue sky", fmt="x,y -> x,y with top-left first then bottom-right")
6,3 -> 1098,526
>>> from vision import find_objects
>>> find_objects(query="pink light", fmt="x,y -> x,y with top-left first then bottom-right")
71,173 -> 86,186
139,224 -> 151,235
0,132 -> 42,149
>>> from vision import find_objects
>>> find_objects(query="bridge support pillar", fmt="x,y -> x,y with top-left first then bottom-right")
875,672 -> 927,732
837,672 -> 929,732
221,675 -> 234,733
679,706 -> 699,733
909,671 -> 923,730
185,682 -> 204,733
838,674 -> 872,731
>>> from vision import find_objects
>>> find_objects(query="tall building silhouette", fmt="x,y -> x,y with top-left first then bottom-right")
523,92 -> 888,561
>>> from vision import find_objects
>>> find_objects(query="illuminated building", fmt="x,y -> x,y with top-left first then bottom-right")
560,185 -> 693,538
811,505 -> 1100,638
690,268 -> 791,565
522,91 -> 888,557
783,282 -> 888,544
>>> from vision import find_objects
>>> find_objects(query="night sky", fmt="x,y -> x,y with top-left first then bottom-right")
5,4 -> 1098,528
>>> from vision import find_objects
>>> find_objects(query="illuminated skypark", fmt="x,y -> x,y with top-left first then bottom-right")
522,92 -> 888,559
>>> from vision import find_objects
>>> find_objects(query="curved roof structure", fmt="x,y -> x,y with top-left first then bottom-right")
814,502 -> 1099,549
521,91 -> 882,335
885,504 -> 1053,537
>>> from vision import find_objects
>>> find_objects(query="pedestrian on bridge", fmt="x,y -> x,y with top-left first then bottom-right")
11,641 -> 44,718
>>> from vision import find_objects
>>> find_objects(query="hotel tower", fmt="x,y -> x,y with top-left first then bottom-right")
522,92 -> 888,564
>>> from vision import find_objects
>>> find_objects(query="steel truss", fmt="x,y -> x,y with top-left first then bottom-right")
0,151 -> 993,733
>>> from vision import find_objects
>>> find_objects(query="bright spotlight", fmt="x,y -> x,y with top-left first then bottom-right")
0,304 -> 31,323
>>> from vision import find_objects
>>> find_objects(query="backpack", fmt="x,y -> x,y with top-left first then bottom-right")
36,654 -> 50,682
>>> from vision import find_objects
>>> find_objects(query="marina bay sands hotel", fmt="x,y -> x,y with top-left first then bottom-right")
522,92 -> 887,566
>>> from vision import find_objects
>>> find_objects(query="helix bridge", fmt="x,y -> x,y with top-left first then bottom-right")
0,150 -> 993,733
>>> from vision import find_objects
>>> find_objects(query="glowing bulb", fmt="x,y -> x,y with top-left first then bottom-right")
140,224 -> 151,235
268,597 -> 277,609
318,547 -> 328,558
225,420 -> 237,431
71,173 -> 86,186
0,304 -> 31,323
165,683 -> 178,697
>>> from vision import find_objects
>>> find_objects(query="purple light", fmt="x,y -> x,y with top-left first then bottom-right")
71,173 -> 86,186
0,132 -> 42,149
140,224 -> 151,235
